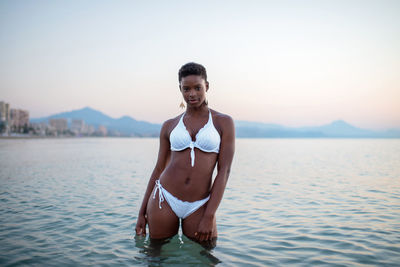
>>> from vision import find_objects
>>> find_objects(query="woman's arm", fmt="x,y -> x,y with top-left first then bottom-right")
196,114 -> 235,241
135,120 -> 171,236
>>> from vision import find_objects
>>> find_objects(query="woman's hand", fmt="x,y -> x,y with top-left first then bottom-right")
195,214 -> 215,241
135,214 -> 147,236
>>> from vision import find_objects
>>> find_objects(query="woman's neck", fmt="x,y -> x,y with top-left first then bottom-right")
185,103 -> 209,116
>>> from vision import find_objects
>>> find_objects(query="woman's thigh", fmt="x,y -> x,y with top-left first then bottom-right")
146,188 -> 179,239
181,205 -> 218,239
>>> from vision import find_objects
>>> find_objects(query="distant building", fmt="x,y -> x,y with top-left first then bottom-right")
0,101 -> 11,133
10,108 -> 29,132
30,121 -> 48,136
71,119 -> 85,135
108,129 -> 121,137
97,125 -> 107,136
49,118 -> 68,133
0,101 -> 10,122
86,125 -> 95,135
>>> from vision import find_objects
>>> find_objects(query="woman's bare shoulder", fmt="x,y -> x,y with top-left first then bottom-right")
210,109 -> 234,131
161,113 -> 184,133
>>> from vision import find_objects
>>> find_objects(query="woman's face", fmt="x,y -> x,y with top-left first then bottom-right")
179,75 -> 209,108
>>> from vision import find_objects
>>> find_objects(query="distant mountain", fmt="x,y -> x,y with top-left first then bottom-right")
295,120 -> 375,137
30,107 -> 400,138
235,120 -> 308,138
30,107 -> 161,137
235,119 -> 400,138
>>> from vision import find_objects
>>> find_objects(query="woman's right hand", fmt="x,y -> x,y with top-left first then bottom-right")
135,214 -> 147,236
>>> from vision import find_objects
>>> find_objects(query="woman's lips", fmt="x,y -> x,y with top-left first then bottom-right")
189,99 -> 198,103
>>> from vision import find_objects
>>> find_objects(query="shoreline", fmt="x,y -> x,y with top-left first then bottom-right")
0,135 -> 142,139
1,136 -> 399,140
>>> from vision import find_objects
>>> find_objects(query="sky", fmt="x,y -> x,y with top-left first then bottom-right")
0,0 -> 399,130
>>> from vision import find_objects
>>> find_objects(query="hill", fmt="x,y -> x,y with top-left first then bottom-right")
31,107 -> 400,138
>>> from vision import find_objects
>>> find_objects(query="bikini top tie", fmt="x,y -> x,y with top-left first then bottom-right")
170,110 -> 221,167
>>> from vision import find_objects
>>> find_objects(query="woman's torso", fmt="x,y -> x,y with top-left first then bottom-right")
159,110 -> 221,201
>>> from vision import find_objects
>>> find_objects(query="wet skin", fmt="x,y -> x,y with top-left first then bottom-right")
136,75 -> 235,245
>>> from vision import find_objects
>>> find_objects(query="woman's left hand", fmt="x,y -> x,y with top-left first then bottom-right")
195,214 -> 215,241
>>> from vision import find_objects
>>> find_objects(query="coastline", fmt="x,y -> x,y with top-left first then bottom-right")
0,135 -> 136,139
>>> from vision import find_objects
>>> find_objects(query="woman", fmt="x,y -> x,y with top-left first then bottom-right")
135,62 -> 235,246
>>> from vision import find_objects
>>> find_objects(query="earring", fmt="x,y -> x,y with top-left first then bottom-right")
179,99 -> 185,109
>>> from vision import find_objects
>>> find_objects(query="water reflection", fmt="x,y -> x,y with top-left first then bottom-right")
134,234 -> 221,266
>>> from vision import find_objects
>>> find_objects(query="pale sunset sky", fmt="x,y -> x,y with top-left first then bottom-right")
0,0 -> 399,130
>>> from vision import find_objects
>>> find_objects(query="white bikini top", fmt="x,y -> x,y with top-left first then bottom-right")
170,110 -> 221,167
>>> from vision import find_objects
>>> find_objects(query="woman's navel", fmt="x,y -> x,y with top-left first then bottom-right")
184,177 -> 191,185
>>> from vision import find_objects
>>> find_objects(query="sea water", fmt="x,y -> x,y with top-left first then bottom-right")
0,138 -> 399,266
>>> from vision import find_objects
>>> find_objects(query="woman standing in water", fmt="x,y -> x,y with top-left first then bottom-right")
135,62 -> 235,247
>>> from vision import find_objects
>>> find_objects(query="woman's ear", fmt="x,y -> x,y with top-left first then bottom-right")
206,81 -> 209,92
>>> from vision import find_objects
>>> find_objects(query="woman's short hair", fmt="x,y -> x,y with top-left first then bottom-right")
178,62 -> 207,83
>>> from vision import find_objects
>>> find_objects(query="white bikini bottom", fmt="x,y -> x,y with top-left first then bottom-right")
153,179 -> 210,219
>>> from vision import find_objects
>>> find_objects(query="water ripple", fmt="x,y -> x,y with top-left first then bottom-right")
1,138 -> 400,266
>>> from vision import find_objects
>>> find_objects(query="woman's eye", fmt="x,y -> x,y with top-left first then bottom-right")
196,87 -> 201,90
